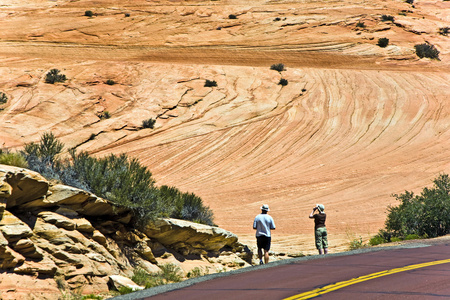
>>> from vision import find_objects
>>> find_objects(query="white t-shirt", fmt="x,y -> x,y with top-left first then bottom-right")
253,213 -> 276,237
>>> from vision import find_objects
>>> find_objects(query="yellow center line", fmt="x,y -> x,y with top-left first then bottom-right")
284,258 -> 450,300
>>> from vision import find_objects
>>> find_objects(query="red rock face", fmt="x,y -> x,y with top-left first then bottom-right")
0,0 -> 449,254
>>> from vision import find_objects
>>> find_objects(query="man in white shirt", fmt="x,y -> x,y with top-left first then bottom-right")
253,204 -> 276,265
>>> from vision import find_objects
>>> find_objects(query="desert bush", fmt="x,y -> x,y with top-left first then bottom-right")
0,92 -> 7,104
381,14 -> 394,21
159,185 -> 214,225
97,111 -> 111,119
45,69 -> 67,84
159,263 -> 183,283
278,78 -> 288,86
204,79 -> 217,87
270,63 -> 285,72
273,17 -> 281,21
132,268 -> 164,288
131,264 -> 182,288
84,10 -> 93,17
348,236 -> 367,250
187,266 -> 209,278
0,151 -> 28,168
405,0 -> 414,4
368,235 -> 386,246
228,14 -> 237,19
24,132 -> 64,163
384,173 -> 450,239
377,38 -> 389,47
439,27 -> 449,36
414,43 -> 440,60
124,13 -> 130,17
142,118 -> 156,129
21,132 -> 214,226
105,79 -> 115,85
356,21 -> 365,28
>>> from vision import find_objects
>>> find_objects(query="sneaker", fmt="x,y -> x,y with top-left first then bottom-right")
259,260 -> 264,265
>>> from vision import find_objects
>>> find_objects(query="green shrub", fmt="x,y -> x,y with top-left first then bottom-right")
439,27 -> 449,36
24,132 -> 64,163
278,78 -> 288,86
414,43 -> 440,60
105,79 -> 115,85
228,14 -> 237,19
21,132 -> 214,226
368,235 -> 386,246
0,151 -> 28,168
384,174 -> 450,239
404,234 -> 421,240
45,69 -> 67,84
381,14 -> 394,21
270,63 -> 285,72
132,268 -> 161,287
142,118 -> 156,129
159,263 -> 183,283
0,92 -> 7,104
349,236 -> 366,250
85,10 -> 93,17
204,79 -> 217,87
118,286 -> 133,295
377,38 -> 389,48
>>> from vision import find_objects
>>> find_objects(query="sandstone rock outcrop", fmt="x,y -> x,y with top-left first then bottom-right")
0,165 -> 252,299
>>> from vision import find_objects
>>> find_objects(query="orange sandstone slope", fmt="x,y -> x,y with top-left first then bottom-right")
0,0 -> 449,252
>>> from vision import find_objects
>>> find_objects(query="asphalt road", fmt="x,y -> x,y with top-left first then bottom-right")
112,238 -> 450,300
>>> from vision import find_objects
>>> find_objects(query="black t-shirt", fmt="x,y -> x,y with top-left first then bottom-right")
313,213 -> 326,229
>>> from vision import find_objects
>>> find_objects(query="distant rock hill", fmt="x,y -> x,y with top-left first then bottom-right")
0,165 -> 252,299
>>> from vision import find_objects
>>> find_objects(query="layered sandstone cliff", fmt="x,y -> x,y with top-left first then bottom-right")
0,165 -> 252,299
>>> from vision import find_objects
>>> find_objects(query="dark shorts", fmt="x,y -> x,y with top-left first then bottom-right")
256,235 -> 271,251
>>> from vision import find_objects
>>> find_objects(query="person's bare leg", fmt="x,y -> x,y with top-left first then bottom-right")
264,249 -> 270,264
324,248 -> 328,254
258,248 -> 263,261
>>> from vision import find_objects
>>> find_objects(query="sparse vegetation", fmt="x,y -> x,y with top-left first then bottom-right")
131,264 -> 182,289
369,174 -> 450,246
414,43 -> 440,60
124,13 -> 130,17
356,21 -> 365,28
20,132 -> 215,226
228,14 -> 237,19
348,236 -> 367,250
439,27 -> 449,36
204,79 -> 217,87
405,0 -> 414,4
45,69 -> 67,84
105,79 -> 115,85
0,92 -> 7,104
270,63 -> 285,72
97,111 -> 111,120
0,150 -> 28,168
278,78 -> 288,86
142,118 -> 156,129
377,37 -> 389,48
187,266 -> 209,278
381,14 -> 395,22
273,17 -> 281,21
84,10 -> 93,17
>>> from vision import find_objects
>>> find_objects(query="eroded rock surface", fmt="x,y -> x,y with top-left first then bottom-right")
0,165 -> 251,299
